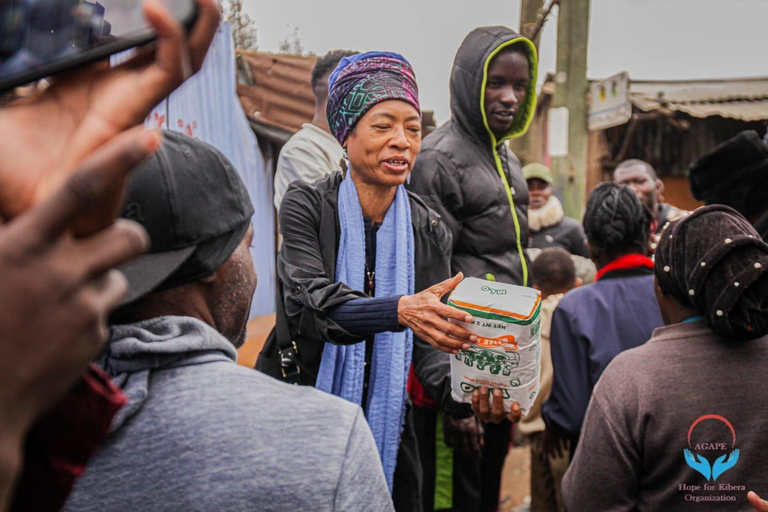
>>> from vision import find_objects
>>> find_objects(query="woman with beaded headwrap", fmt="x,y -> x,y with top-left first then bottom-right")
563,205 -> 768,511
256,52 -> 518,511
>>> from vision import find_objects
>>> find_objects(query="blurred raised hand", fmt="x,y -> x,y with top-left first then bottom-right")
0,0 -> 220,234
0,131 -> 158,509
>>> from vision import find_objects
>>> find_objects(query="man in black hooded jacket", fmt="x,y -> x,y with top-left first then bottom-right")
407,26 -> 538,512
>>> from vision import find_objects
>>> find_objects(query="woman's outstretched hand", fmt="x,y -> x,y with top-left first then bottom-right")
397,272 -> 477,353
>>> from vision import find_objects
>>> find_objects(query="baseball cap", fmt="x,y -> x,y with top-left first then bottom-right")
117,131 -> 254,305
522,163 -> 553,185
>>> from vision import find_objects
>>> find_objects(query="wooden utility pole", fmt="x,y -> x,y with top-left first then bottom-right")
519,0 -> 546,47
510,0 -> 546,161
550,0 -> 591,219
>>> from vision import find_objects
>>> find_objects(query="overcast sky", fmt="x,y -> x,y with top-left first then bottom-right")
242,0 -> 767,124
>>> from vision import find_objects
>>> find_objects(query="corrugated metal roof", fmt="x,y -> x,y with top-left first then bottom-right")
629,77 -> 768,121
539,75 -> 768,122
237,51 -> 317,134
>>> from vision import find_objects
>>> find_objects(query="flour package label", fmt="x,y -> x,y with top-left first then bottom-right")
448,277 -> 542,415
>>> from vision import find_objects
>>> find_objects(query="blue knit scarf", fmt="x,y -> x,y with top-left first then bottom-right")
315,171 -> 415,491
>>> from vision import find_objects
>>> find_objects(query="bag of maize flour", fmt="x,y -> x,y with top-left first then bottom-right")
447,277 -> 541,415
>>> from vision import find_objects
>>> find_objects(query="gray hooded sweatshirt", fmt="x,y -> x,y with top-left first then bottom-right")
63,316 -> 393,512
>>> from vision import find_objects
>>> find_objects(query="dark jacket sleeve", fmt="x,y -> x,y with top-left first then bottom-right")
409,203 -> 472,418
407,149 -> 463,253
542,302 -> 592,441
327,296 -> 405,337
277,181 -> 367,345
562,217 -> 590,258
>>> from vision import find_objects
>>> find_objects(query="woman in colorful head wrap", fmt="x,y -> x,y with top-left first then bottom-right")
257,52 -> 519,510
563,205 -> 768,511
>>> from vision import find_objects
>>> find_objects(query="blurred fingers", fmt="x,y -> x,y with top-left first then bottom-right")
508,402 -> 522,424
186,0 -> 221,71
73,219 -> 149,281
140,0 -> 187,97
87,270 -> 128,314
20,128 -> 160,241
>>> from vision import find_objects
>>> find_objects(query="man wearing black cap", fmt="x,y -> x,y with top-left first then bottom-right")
63,132 -> 393,512
688,130 -> 768,240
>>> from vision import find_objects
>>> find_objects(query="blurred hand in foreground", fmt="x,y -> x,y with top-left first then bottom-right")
0,0 -> 220,234
0,130 -> 158,507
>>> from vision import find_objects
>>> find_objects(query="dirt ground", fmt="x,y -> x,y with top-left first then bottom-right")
499,446 -> 532,511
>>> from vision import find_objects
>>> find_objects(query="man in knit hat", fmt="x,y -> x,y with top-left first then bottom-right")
688,130 -> 768,240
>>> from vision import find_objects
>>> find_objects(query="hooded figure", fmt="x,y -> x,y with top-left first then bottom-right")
407,26 -> 537,288
406,26 -> 537,512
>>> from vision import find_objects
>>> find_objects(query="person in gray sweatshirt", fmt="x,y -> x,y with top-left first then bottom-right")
63,131 -> 394,512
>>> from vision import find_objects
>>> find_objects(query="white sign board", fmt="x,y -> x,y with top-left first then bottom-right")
548,107 -> 569,158
588,71 -> 631,131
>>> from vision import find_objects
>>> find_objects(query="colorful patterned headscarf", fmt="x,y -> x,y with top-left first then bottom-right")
326,51 -> 421,145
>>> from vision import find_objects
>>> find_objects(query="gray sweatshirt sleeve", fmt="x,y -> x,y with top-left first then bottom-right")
334,409 -> 395,512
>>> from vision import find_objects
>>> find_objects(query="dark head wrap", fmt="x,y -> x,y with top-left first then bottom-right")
326,51 -> 420,145
655,205 -> 768,340
688,131 -> 768,218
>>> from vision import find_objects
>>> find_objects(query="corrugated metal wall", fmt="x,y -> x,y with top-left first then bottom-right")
144,24 -> 276,318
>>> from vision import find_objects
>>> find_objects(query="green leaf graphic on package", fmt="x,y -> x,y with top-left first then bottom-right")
455,347 -> 520,376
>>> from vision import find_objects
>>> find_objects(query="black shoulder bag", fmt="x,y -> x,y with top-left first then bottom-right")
255,282 -> 315,385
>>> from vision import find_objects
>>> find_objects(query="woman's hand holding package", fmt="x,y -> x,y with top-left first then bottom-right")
397,272 -> 478,354
472,388 -> 522,424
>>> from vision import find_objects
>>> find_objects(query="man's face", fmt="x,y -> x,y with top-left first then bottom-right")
483,49 -> 529,139
527,178 -> 552,210
614,164 -> 659,214
213,225 -> 257,348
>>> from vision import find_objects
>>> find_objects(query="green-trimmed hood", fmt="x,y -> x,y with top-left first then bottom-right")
449,26 -> 538,146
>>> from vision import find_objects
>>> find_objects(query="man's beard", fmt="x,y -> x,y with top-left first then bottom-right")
643,193 -> 656,213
